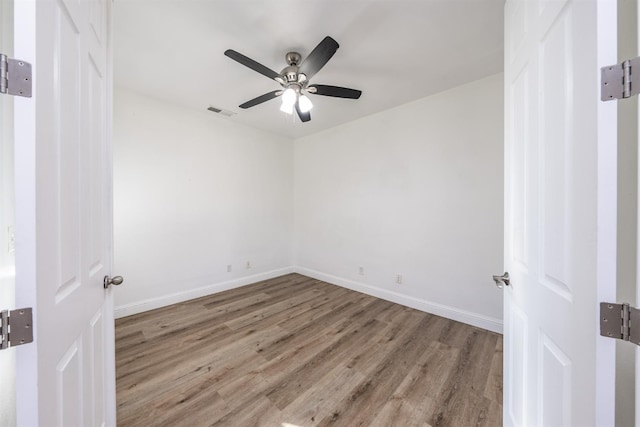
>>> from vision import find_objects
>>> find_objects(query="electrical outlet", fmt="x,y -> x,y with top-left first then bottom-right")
396,274 -> 402,284
227,264 -> 232,273
7,226 -> 14,253
359,266 -> 364,275
246,261 -> 251,269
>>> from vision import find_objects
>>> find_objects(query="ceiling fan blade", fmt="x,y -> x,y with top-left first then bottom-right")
295,102 -> 311,122
308,85 -> 362,99
298,36 -> 339,79
224,49 -> 282,81
239,90 -> 281,109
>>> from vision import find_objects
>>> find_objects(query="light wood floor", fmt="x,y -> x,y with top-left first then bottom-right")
116,273 -> 502,426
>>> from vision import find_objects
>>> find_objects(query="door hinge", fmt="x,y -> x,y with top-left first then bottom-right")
600,302 -> 640,346
0,308 -> 33,350
601,57 -> 640,101
0,53 -> 32,98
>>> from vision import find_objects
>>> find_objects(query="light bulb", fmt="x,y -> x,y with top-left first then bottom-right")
280,101 -> 294,115
282,88 -> 296,106
298,94 -> 313,113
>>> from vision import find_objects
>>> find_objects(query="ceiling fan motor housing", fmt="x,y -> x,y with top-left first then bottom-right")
281,65 -> 299,83
282,52 -> 303,83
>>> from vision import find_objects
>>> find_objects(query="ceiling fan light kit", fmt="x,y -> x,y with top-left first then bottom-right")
298,94 -> 313,113
280,87 -> 298,115
224,36 -> 362,123
280,99 -> 294,115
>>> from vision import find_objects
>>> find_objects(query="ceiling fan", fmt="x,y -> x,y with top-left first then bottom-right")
224,36 -> 362,123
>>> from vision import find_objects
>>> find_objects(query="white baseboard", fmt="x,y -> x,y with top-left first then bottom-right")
294,266 -> 503,334
114,266 -> 295,319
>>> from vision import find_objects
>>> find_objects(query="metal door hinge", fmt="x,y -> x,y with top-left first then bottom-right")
0,53 -> 32,98
0,308 -> 33,350
600,302 -> 640,346
601,57 -> 640,101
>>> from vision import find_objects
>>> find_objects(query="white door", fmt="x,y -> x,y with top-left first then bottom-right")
12,0 -> 116,425
503,0 -> 618,426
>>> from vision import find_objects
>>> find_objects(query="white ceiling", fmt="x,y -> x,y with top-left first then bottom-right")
114,0 -> 504,139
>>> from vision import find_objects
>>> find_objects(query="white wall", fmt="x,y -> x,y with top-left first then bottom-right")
293,74 -> 504,332
113,89 -> 294,316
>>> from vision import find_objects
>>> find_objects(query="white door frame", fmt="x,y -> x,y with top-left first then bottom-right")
0,0 -> 17,424
13,1 -> 38,422
636,1 -> 640,424
596,0 -> 619,425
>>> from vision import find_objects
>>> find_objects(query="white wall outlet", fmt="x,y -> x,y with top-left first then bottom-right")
227,264 -> 232,273
396,274 -> 402,284
7,226 -> 14,253
359,266 -> 364,275
246,261 -> 251,269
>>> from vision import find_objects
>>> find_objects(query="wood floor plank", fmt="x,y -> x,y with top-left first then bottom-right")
114,273 -> 306,334
116,322 -> 232,373
485,338 -> 503,404
117,283 -> 325,374
264,314 -> 389,410
154,390 -> 230,427
116,321 -> 281,395
468,331 -> 499,397
372,394 -> 435,427
346,308 -> 427,376
224,287 -> 321,330
314,315 -> 441,427
117,331 -> 275,409
405,341 -> 460,402
277,363 -> 366,426
116,273 -> 502,426
213,299 -> 395,422
259,296 -> 379,362
430,329 -> 493,427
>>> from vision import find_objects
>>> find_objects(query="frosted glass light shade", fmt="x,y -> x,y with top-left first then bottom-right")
280,101 -> 294,115
282,88 -> 296,105
298,94 -> 313,113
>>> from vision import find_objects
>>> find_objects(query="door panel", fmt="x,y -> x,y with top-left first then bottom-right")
538,334 -> 571,426
57,0 -> 83,303
506,304 -> 527,426
57,341 -> 83,427
89,310 -> 105,426
539,10 -> 571,300
508,63 -> 529,275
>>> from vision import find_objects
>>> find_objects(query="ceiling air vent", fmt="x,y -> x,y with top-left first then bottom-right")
207,106 -> 236,117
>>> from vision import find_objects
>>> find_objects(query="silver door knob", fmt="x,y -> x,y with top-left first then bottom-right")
104,275 -> 124,289
492,272 -> 510,288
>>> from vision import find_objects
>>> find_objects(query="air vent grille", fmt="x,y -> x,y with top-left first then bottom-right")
207,106 -> 236,117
